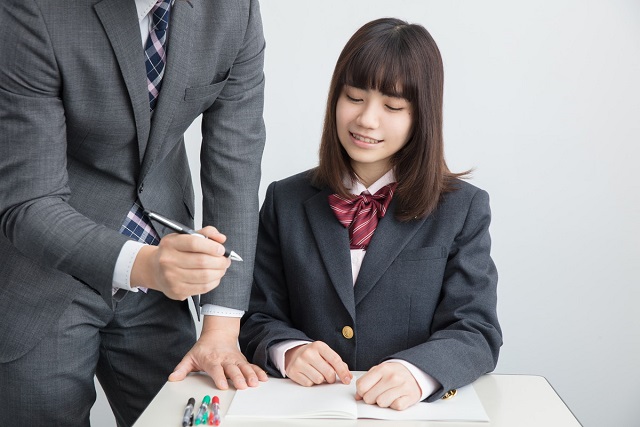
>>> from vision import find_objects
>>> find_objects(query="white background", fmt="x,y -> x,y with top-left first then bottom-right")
92,1 -> 640,426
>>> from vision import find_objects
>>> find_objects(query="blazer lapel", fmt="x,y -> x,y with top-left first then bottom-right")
304,188 -> 356,320
94,0 -> 151,164
139,0 -> 195,181
354,200 -> 426,305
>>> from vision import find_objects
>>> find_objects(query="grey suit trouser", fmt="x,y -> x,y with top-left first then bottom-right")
0,284 -> 196,427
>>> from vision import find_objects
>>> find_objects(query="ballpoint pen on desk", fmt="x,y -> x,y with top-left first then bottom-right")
181,398 -> 195,427
211,396 -> 221,426
145,210 -> 243,261
194,395 -> 210,426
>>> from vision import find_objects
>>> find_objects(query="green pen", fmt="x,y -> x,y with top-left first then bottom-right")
194,395 -> 210,426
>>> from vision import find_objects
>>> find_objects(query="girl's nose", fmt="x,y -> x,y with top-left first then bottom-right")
356,103 -> 379,129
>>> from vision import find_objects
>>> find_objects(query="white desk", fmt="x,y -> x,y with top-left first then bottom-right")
133,374 -> 582,427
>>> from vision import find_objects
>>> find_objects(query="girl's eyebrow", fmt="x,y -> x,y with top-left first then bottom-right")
381,90 -> 408,101
384,92 -> 407,100
344,84 -> 406,100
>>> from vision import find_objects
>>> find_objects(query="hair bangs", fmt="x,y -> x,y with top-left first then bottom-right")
340,32 -> 418,103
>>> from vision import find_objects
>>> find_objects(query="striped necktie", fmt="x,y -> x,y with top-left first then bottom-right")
119,201 -> 160,246
144,0 -> 172,112
116,201 -> 159,295
118,0 -> 173,246
328,183 -> 397,250
114,1 -> 172,296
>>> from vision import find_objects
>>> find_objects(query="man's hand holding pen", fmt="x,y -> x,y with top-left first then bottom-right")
131,226 -> 231,300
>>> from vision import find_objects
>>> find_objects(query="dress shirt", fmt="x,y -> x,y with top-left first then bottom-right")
111,0 -> 243,317
269,170 -> 440,401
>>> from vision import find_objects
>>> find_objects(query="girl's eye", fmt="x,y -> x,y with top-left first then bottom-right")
386,105 -> 404,111
346,94 -> 362,102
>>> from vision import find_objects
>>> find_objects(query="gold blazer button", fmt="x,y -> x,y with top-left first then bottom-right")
442,389 -> 457,400
341,326 -> 354,339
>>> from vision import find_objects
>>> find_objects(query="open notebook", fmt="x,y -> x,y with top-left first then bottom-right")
226,373 -> 489,422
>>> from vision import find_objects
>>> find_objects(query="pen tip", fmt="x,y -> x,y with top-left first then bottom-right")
229,251 -> 243,262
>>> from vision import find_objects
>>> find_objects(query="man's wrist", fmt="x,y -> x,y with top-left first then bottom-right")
201,315 -> 241,339
130,245 -> 156,288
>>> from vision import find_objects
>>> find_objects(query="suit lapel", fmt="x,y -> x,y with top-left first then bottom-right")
94,0 -> 151,164
354,200 -> 426,305
139,0 -> 195,181
304,188 -> 356,320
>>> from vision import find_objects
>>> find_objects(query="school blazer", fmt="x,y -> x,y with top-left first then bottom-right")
0,0 -> 265,362
240,170 -> 502,402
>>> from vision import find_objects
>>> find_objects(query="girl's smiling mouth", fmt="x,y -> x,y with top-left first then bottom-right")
351,132 -> 382,144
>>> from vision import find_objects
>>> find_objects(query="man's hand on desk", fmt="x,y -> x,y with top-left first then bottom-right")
168,316 -> 268,389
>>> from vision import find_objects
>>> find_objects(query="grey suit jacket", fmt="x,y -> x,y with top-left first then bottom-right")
0,0 -> 265,362
240,170 -> 502,402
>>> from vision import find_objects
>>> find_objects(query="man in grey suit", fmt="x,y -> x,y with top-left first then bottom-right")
0,0 -> 267,425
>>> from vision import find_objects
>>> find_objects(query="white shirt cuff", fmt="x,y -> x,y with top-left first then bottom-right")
269,339 -> 312,377
112,240 -> 146,292
385,359 -> 440,401
200,304 -> 245,317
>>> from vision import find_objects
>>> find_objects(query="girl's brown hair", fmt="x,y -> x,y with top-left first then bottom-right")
313,18 -> 468,221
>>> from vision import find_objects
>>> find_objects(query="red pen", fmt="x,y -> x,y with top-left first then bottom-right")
211,396 -> 221,426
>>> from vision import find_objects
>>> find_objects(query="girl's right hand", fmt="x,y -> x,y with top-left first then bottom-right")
284,341 -> 353,386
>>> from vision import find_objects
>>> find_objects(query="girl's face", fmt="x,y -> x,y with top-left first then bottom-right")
336,85 -> 413,186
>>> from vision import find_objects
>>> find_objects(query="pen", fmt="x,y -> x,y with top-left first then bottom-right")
194,395 -> 211,426
211,396 -> 221,426
181,397 -> 195,427
145,210 -> 243,261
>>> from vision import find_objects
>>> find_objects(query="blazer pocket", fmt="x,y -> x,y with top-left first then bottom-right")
184,68 -> 231,101
397,246 -> 447,261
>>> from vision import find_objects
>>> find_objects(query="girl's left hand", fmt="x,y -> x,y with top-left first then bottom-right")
355,362 -> 422,411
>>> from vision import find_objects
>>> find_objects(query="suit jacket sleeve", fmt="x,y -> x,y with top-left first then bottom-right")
240,181 -> 315,375
0,0 -> 129,306
384,189 -> 502,402
199,0 -> 266,310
